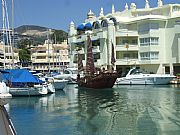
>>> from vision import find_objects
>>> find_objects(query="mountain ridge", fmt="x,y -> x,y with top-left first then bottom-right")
15,25 -> 68,45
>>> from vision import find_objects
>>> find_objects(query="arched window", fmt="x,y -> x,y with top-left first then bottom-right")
101,20 -> 108,27
110,17 -> 117,25
93,21 -> 101,29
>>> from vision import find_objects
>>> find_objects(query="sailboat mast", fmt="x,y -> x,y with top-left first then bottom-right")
47,29 -> 51,73
11,0 -> 14,68
2,0 -> 6,69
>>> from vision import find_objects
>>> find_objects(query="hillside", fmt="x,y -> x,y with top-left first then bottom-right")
15,25 -> 68,45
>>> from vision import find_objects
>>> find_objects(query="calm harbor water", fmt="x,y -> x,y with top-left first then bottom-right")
7,84 -> 180,135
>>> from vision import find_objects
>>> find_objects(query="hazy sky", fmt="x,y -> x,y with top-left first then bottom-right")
0,0 -> 179,32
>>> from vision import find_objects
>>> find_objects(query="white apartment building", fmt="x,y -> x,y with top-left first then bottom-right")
0,42 -> 19,69
31,40 -> 70,72
68,0 -> 180,76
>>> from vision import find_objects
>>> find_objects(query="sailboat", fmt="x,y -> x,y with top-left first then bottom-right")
77,35 -> 118,89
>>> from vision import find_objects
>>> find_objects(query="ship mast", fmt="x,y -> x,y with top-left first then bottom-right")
2,0 -> 6,69
1,0 -> 14,69
11,0 -> 14,68
86,35 -> 95,75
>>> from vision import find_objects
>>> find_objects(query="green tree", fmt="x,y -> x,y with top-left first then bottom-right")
17,39 -> 31,66
51,30 -> 67,43
19,48 -> 31,62
17,38 -> 32,49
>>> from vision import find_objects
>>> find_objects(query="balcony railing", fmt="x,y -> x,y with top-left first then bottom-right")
116,44 -> 139,51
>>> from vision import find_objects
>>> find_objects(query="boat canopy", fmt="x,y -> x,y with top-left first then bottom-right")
2,69 -> 43,83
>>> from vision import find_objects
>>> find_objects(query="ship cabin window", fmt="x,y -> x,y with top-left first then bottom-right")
130,68 -> 143,75
64,70 -> 71,74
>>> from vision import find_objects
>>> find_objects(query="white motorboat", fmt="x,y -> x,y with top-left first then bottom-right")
48,77 -> 68,90
2,69 -> 48,96
53,68 -> 78,84
0,82 -> 12,98
32,72 -> 55,93
9,84 -> 48,96
116,67 -> 176,85
47,83 -> 55,93
0,71 -> 12,99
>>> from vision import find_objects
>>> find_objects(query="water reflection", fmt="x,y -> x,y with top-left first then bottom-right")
8,84 -> 180,135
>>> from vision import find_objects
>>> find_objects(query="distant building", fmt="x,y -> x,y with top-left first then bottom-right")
68,0 -> 180,75
0,29 -> 19,47
0,42 -> 20,69
30,40 -> 70,72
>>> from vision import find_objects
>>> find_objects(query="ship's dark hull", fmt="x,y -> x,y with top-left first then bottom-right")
77,73 -> 118,89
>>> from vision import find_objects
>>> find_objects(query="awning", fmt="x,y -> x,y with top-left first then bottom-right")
84,22 -> 93,29
77,24 -> 85,30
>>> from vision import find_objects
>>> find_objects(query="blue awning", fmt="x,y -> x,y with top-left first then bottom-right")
77,24 -> 85,30
84,22 -> 92,29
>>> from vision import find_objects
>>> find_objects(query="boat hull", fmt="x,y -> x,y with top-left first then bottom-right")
0,105 -> 17,135
53,80 -> 68,90
116,76 -> 175,85
0,82 -> 12,99
77,73 -> 118,89
9,85 -> 48,96
47,83 -> 55,93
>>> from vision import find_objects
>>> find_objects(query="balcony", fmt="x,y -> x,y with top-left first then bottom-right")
116,30 -> 138,37
116,44 -> 139,51
116,58 -> 139,65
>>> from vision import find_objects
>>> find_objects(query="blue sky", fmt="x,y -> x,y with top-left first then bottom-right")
1,0 -> 179,32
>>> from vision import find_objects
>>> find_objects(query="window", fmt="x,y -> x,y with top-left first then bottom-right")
138,23 -> 159,33
140,38 -> 150,46
101,20 -> 108,27
122,40 -> 129,44
150,52 -> 159,59
36,56 -> 46,59
140,37 -> 159,46
93,53 -> 100,60
151,37 -> 159,45
140,52 -> 150,60
93,21 -> 101,29
140,52 -> 159,60
132,39 -> 137,44
173,6 -> 180,12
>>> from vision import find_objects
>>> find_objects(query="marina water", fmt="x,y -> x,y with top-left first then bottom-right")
7,84 -> 180,135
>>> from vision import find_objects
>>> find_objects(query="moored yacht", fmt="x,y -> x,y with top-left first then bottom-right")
116,67 -> 176,85
2,69 -> 48,96
53,68 -> 78,84
32,72 -> 55,93
0,70 -> 12,99
47,77 -> 68,90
